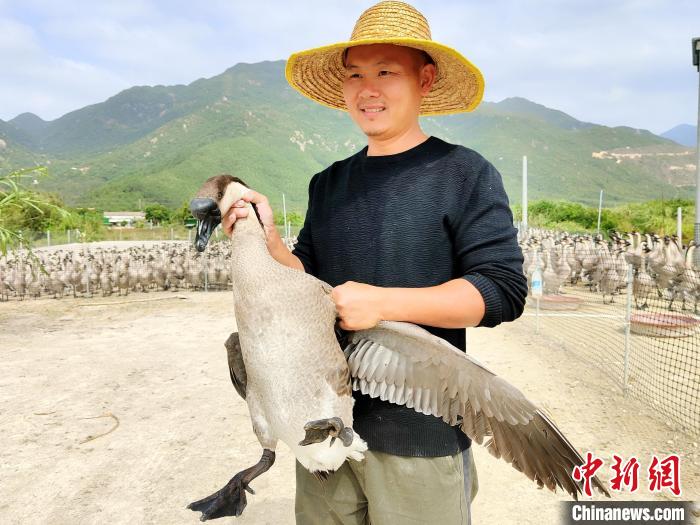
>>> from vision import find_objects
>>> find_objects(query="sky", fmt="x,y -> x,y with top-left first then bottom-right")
0,0 -> 699,135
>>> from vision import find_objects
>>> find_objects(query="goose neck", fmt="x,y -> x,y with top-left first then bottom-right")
229,218 -> 276,285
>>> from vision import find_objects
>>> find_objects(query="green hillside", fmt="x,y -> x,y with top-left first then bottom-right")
0,60 -> 693,213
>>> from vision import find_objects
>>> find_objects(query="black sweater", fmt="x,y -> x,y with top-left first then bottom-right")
292,136 -> 527,457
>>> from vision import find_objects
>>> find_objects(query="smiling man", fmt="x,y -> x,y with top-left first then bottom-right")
222,1 -> 527,523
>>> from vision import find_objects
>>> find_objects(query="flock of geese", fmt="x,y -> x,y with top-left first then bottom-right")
1,231 -> 699,315
0,241 -> 235,301
520,229 -> 700,314
520,230 -> 699,312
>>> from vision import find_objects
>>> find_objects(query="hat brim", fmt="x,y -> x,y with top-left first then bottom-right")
285,38 -> 485,116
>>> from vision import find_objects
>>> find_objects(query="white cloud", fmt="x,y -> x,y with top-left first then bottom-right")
423,0 -> 700,132
0,0 -> 698,133
0,17 -> 130,120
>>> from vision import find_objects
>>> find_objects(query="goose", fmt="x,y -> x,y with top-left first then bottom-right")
170,254 -> 186,290
154,255 -> 170,290
127,259 -> 139,292
185,254 -> 203,290
599,254 -> 622,304
79,262 -> 92,298
116,258 -> 130,296
0,264 -> 12,301
542,250 -> 561,294
678,243 -> 699,313
556,246 -> 573,285
26,263 -> 42,299
624,232 -> 643,269
66,259 -> 81,297
11,262 -> 26,300
186,175 -> 609,521
100,263 -> 114,296
136,255 -> 153,292
633,252 -> 655,310
87,258 -> 100,292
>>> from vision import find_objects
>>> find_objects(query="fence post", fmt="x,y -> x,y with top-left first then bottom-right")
204,249 -> 209,292
47,230 -> 51,247
67,229 -> 71,244
623,263 -> 633,397
531,254 -> 543,334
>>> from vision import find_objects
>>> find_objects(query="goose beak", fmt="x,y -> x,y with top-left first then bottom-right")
190,198 -> 222,252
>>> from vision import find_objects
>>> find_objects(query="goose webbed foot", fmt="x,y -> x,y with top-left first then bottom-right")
187,449 -> 275,521
299,416 -> 353,447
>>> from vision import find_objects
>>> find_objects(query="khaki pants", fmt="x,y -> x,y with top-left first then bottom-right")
295,447 -> 478,525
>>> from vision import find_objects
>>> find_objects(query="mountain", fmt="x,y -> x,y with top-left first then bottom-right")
661,124 -> 697,148
0,60 -> 694,212
9,112 -> 49,137
482,97 -> 595,131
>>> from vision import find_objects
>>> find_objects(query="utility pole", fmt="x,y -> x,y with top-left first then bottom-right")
282,193 -> 289,241
522,155 -> 528,233
693,37 -> 700,266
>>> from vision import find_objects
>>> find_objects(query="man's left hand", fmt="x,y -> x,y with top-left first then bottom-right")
332,281 -> 385,330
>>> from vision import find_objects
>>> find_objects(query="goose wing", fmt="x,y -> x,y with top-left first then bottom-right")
224,332 -> 247,400
344,320 -> 610,500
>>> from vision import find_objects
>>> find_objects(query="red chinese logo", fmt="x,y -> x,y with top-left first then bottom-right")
648,454 -> 681,496
572,453 -> 682,497
610,455 -> 640,493
572,452 -> 604,497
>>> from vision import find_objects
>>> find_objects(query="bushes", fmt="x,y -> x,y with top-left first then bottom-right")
0,167 -> 71,253
517,199 -> 696,242
273,210 -> 304,227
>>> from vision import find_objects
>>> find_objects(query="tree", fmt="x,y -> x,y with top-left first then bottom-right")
144,203 -> 171,225
0,167 -> 70,254
172,200 -> 195,224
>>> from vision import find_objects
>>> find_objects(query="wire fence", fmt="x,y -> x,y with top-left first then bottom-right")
517,230 -> 699,436
3,226 -> 699,437
14,224 -> 303,249
0,226 -> 298,299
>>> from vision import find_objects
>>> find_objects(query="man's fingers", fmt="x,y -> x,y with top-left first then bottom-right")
221,206 -> 251,239
235,189 -> 274,227
241,190 -> 268,205
221,215 -> 235,237
223,208 -> 248,225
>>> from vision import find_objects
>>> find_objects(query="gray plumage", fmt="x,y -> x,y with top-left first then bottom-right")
196,174 -> 609,501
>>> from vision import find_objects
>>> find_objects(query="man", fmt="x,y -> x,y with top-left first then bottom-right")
222,2 -> 527,523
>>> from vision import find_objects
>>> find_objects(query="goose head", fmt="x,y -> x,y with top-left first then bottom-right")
190,174 -> 253,252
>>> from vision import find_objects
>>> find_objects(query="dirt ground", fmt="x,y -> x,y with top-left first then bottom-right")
0,290 -> 698,525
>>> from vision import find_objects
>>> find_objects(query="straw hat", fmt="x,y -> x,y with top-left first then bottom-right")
285,1 -> 484,116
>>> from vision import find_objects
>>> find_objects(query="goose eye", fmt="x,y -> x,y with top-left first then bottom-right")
216,191 -> 223,199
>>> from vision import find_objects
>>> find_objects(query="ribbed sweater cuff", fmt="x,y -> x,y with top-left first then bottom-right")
463,273 -> 502,327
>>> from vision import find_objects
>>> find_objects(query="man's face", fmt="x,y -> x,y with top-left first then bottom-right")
342,44 -> 435,141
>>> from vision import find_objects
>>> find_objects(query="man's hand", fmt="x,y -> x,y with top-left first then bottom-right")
332,281 -> 385,330
221,189 -> 275,239
220,187 -> 305,272
333,279 -> 486,329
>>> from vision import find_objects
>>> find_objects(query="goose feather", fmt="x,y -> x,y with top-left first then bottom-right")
344,320 -> 610,500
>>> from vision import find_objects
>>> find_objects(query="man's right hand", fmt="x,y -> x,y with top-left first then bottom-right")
221,189 -> 275,239
221,187 -> 304,272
